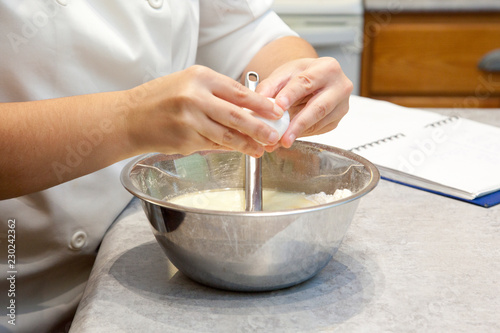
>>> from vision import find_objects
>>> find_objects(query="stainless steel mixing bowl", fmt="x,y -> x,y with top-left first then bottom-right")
121,141 -> 379,291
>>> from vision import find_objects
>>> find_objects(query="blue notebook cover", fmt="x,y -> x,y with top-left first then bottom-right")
382,177 -> 500,208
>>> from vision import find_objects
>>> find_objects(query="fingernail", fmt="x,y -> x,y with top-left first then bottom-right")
277,96 -> 289,110
253,146 -> 264,157
286,133 -> 296,148
272,104 -> 284,118
267,130 -> 279,144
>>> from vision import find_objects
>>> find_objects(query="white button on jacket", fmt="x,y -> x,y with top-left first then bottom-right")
69,231 -> 88,250
147,0 -> 163,9
0,1 -> 296,331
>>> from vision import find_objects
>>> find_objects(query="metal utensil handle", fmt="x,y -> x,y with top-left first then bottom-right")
245,71 -> 259,92
245,71 -> 263,211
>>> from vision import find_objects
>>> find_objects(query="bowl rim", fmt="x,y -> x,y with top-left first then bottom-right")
120,141 -> 380,216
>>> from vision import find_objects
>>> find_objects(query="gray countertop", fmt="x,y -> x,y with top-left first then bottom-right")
364,0 -> 500,12
70,108 -> 500,333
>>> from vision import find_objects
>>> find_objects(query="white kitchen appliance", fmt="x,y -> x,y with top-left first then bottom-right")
272,0 -> 364,95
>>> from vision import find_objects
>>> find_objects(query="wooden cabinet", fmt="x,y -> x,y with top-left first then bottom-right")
361,12 -> 500,107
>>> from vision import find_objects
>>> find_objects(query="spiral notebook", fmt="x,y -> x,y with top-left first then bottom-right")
305,96 -> 500,207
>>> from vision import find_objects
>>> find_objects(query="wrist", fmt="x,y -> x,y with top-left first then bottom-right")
112,88 -> 145,157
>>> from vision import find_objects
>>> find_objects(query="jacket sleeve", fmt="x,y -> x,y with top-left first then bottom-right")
196,0 -> 298,80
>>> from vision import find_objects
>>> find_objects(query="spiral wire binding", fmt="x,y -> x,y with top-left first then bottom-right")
424,115 -> 459,128
350,133 -> 406,152
350,116 -> 461,153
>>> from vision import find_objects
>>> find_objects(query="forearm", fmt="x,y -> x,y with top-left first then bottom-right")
241,36 -> 318,83
0,66 -> 284,200
0,90 -> 135,199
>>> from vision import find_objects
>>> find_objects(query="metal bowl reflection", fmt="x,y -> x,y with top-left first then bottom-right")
121,141 -> 379,291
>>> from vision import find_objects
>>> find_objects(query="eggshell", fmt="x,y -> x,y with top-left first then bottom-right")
247,98 -> 290,144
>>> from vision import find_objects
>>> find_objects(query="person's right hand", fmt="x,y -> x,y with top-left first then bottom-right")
123,65 -> 285,158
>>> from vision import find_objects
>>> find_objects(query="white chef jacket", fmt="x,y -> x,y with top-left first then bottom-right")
0,1 -> 296,332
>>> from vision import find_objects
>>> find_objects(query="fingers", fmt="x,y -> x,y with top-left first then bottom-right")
202,96 -> 281,149
280,88 -> 351,148
174,66 -> 287,156
266,58 -> 353,148
141,62 -> 352,158
254,70 -> 291,99
195,115 -> 266,158
194,67 -> 288,152
197,67 -> 284,119
298,97 -> 350,137
273,58 -> 339,110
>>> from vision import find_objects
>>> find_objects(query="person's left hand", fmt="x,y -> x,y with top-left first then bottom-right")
255,57 -> 353,150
